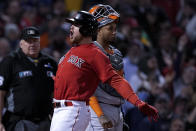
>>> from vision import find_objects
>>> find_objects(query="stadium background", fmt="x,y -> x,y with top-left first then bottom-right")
0,0 -> 195,130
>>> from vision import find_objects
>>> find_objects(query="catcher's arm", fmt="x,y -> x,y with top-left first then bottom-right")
89,96 -> 113,128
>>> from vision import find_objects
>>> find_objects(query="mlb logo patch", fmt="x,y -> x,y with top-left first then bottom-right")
44,63 -> 53,69
19,71 -> 33,78
27,30 -> 35,35
47,71 -> 54,77
0,76 -> 4,86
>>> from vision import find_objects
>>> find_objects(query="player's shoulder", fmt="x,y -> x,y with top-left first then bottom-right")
88,43 -> 99,49
0,50 -> 19,68
94,44 -> 108,55
84,44 -> 108,61
2,49 -> 20,61
86,43 -> 104,54
109,45 -> 123,57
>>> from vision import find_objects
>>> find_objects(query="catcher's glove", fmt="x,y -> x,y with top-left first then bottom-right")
98,115 -> 113,129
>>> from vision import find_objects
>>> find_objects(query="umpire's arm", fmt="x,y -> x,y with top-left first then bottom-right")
0,56 -> 13,131
0,90 -> 6,131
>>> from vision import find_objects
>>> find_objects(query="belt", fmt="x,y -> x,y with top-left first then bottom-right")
53,101 -> 89,108
53,101 -> 73,108
99,101 -> 121,107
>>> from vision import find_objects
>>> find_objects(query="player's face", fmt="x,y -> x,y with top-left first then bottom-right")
99,22 -> 117,43
20,38 -> 40,58
69,25 -> 82,44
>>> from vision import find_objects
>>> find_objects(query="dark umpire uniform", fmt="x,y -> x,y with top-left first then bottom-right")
0,27 -> 57,131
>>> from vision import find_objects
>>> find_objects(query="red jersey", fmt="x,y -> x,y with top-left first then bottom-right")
54,43 -> 116,101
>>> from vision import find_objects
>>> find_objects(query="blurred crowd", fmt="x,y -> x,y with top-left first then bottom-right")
0,0 -> 195,131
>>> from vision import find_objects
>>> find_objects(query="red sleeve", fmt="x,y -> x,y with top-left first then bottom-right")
108,74 -> 140,106
92,49 -> 141,106
92,50 -> 116,83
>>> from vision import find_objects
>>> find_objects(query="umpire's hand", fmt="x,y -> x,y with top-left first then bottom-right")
98,115 -> 113,129
0,123 -> 5,131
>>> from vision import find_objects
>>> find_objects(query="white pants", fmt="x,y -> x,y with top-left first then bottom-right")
50,100 -> 90,131
86,103 -> 123,131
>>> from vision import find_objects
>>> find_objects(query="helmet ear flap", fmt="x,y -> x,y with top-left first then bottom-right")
79,26 -> 91,37
79,20 -> 98,37
65,11 -> 99,35
66,11 -> 98,37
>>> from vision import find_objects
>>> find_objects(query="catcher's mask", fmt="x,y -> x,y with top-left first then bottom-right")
89,4 -> 120,28
65,11 -> 98,37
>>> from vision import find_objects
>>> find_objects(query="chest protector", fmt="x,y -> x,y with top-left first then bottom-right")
93,42 -> 124,97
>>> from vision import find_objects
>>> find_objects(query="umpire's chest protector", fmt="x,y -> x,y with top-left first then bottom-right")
0,48 -> 57,115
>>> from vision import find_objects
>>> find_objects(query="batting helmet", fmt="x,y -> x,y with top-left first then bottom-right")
89,4 -> 120,28
65,11 -> 98,37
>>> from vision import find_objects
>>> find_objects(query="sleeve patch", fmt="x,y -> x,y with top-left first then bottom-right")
0,76 -> 4,86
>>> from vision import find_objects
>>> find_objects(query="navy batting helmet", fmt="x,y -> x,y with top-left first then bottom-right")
65,11 -> 98,37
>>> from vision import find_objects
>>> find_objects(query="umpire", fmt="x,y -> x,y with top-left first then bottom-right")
0,26 -> 57,131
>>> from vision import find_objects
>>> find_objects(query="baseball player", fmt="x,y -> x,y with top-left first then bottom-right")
86,4 -> 126,131
50,11 -> 158,131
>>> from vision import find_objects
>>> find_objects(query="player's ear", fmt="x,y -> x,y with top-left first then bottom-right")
98,28 -> 101,32
97,28 -> 102,35
19,40 -> 25,47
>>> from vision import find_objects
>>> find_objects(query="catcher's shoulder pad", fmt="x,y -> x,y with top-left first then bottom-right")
108,45 -> 123,71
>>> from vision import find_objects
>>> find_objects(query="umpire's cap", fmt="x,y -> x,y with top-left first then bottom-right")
21,26 -> 40,40
65,11 -> 98,36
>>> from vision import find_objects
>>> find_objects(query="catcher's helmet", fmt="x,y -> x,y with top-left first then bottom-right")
65,11 -> 98,37
89,4 -> 120,28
